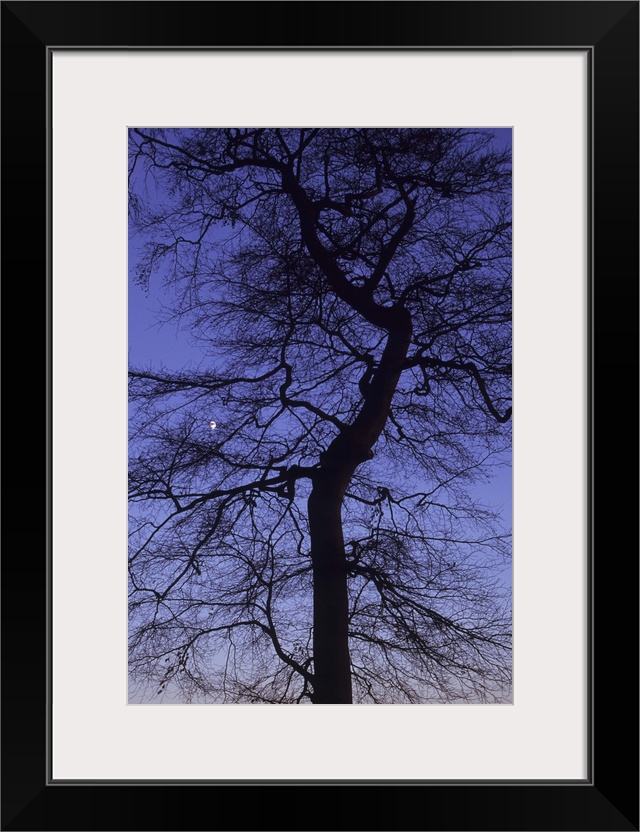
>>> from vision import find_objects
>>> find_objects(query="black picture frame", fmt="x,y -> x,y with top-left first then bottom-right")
2,2 -> 638,830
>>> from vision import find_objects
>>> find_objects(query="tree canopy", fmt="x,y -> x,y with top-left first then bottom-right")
128,128 -> 512,704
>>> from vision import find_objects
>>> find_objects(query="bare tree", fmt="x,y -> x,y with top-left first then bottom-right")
128,128 -> 512,704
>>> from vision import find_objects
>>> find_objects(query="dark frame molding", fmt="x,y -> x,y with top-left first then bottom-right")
2,2 -> 637,830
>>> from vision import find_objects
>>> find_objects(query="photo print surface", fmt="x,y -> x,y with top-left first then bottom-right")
128,128 -> 512,705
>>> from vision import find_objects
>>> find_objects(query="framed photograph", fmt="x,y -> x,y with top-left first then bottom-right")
2,2 -> 637,829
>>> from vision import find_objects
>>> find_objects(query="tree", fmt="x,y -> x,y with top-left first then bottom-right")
128,128 -> 512,705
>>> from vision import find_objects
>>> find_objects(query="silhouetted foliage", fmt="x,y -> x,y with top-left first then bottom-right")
128,128 -> 512,704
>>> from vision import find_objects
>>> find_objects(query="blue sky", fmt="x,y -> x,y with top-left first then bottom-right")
128,128 -> 513,703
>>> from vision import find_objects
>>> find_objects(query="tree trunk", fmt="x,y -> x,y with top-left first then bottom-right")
306,311 -> 414,704
308,475 -> 353,704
